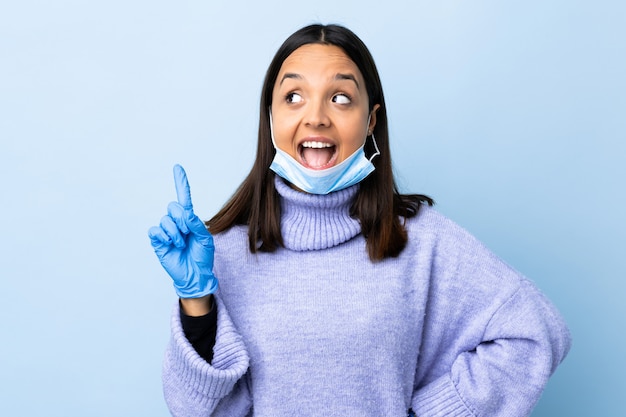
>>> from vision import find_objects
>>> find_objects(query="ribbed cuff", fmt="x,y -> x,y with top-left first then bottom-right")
412,374 -> 475,417
165,295 -> 249,407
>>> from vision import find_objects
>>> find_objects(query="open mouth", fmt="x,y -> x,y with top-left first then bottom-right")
299,141 -> 337,169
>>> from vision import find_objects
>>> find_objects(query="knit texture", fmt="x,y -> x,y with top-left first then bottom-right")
277,177 -> 361,250
162,178 -> 571,417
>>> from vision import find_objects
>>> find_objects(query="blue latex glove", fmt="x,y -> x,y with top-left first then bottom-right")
148,164 -> 218,298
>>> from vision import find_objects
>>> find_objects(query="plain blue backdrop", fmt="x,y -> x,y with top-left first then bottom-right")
1,1 -> 624,415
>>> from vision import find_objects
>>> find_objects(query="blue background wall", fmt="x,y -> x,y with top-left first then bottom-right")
1,1 -> 624,415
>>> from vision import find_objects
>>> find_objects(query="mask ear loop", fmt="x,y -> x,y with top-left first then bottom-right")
268,107 -> 277,146
369,133 -> 381,162
366,114 -> 381,162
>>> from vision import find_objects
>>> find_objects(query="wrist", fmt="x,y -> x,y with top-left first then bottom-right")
180,295 -> 213,317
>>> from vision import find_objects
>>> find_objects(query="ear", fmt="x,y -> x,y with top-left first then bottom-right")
368,104 -> 381,135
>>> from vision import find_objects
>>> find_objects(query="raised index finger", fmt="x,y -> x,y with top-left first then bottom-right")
173,164 -> 193,210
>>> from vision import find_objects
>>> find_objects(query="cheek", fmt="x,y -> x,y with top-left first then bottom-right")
272,120 -> 298,155
339,122 -> 368,154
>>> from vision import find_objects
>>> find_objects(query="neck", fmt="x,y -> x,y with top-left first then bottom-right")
275,177 -> 362,251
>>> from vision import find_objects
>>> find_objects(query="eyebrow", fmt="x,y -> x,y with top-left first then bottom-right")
278,72 -> 360,89
279,73 -> 302,85
335,73 -> 360,89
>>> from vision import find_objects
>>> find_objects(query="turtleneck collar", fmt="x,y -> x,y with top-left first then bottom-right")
274,177 -> 362,251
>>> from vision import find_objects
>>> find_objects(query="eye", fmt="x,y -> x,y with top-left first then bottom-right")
286,92 -> 303,104
332,93 -> 352,104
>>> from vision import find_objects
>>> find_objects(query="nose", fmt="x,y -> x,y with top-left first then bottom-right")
303,100 -> 330,128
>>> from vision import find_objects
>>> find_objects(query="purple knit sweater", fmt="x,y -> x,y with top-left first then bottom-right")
162,178 -> 571,416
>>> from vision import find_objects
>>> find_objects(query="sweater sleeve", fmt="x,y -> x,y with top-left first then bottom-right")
408,215 -> 572,417
412,279 -> 571,416
163,293 -> 251,417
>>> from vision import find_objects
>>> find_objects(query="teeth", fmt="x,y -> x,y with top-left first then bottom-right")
302,141 -> 333,149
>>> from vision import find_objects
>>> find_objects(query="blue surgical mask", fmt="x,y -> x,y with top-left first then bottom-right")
268,111 -> 380,195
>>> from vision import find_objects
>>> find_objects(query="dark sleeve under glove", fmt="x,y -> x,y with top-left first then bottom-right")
179,300 -> 218,363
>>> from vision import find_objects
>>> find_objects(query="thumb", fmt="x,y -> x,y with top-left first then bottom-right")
184,209 -> 212,239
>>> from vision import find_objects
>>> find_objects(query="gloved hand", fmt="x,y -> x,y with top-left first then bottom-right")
148,164 -> 218,298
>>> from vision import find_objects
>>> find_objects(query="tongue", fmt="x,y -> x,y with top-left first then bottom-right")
303,147 -> 334,169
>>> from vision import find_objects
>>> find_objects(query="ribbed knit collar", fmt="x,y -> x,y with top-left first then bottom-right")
275,177 -> 362,251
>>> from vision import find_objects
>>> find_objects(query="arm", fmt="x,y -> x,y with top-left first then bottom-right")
149,165 -> 251,416
180,296 -> 217,363
406,212 -> 571,416
181,295 -> 213,316
163,294 -> 251,417
413,279 -> 570,416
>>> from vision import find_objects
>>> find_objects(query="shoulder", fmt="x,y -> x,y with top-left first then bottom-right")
212,224 -> 249,253
405,205 -> 525,288
406,205 -> 484,250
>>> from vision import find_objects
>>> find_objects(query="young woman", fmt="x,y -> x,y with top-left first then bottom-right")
149,24 -> 571,417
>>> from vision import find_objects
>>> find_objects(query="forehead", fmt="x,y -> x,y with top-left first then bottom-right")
277,44 -> 363,82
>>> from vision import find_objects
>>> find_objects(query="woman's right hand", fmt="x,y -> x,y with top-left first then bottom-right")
148,164 -> 218,299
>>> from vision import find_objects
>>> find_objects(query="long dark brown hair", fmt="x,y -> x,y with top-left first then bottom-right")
207,24 -> 433,261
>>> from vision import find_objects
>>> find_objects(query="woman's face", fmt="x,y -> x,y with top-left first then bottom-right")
271,44 -> 379,170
